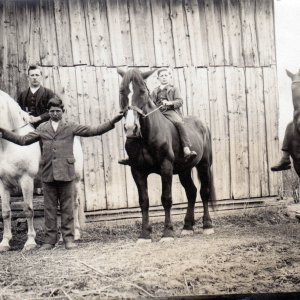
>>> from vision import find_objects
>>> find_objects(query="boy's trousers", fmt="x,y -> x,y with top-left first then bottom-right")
43,181 -> 74,245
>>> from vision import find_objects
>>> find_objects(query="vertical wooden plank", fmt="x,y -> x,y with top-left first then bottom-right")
255,0 -> 276,66
53,0 -> 73,66
225,67 -> 249,199
106,0 -> 133,66
175,68 -> 188,117
150,0 -> 175,67
184,0 -> 209,67
245,67 -> 269,197
96,67 -> 127,209
170,0 -> 191,67
27,0 -> 41,66
41,66 -> 55,91
263,66 -> 281,196
2,0 -> 19,98
183,67 -> 210,126
39,0 -> 59,66
128,0 -> 155,66
75,66 -> 106,211
0,0 -> 5,92
84,0 -> 112,66
240,0 -> 259,67
68,0 -> 90,65
204,0 -> 225,66
220,0 -> 244,67
208,67 -> 230,200
15,1 -> 29,74
57,67 -> 80,123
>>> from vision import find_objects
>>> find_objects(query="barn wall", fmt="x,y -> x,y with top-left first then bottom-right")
0,0 -> 281,213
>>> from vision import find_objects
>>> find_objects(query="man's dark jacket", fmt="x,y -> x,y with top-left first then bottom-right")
17,86 -> 55,122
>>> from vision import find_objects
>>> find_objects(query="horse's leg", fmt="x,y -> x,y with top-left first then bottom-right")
73,179 -> 82,241
196,163 -> 215,235
178,169 -> 197,236
293,161 -> 300,177
19,174 -> 37,250
160,159 -> 174,242
131,168 -> 152,242
0,181 -> 12,252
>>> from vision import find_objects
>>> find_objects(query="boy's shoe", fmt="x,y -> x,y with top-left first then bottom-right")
271,158 -> 291,171
118,158 -> 131,165
65,241 -> 78,250
40,243 -> 55,250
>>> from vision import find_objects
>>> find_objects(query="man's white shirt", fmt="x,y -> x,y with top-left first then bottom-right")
51,120 -> 59,132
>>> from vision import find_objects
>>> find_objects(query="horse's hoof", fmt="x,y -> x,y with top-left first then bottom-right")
23,243 -> 37,251
159,237 -> 174,243
203,228 -> 214,235
181,229 -> 194,236
0,245 -> 10,252
136,238 -> 152,244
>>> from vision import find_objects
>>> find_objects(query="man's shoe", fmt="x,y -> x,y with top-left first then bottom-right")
184,150 -> 197,162
271,158 -> 291,172
65,241 -> 78,250
118,158 -> 131,166
40,243 -> 54,250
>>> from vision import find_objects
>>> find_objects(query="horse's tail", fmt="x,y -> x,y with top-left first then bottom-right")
197,125 -> 217,210
208,167 -> 217,210
207,127 -> 217,210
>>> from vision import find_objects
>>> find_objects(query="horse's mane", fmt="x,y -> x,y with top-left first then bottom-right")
0,90 -> 30,131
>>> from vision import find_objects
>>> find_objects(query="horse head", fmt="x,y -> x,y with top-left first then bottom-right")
117,68 -> 156,138
0,90 -> 30,131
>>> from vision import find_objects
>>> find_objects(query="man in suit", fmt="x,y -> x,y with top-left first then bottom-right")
0,98 -> 124,250
17,65 -> 55,128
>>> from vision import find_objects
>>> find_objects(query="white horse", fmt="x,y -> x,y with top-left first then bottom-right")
0,90 -> 84,252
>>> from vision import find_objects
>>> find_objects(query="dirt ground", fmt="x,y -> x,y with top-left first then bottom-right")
0,204 -> 299,300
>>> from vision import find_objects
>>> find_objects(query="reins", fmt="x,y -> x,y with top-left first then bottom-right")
128,104 -> 164,118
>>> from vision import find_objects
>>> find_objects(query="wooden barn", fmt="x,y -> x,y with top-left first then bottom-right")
0,0 -> 281,221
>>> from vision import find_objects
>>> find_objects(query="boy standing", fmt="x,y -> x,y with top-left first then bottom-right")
0,98 -> 123,250
119,68 -> 196,165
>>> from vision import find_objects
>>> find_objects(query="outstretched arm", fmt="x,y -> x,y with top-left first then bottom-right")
73,112 -> 124,137
0,128 -> 41,145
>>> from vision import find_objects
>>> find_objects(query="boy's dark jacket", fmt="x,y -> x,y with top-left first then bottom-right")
1,120 -> 114,182
151,85 -> 183,115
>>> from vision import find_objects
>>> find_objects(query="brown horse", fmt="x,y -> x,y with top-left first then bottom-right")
118,68 -> 216,242
283,69 -> 300,176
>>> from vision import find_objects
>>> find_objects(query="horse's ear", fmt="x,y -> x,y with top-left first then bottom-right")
141,69 -> 157,80
117,68 -> 125,77
286,69 -> 294,79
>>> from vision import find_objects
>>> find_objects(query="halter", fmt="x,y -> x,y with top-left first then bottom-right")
292,80 -> 300,84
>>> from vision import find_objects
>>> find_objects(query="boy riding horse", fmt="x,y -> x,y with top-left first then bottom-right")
119,68 -> 197,165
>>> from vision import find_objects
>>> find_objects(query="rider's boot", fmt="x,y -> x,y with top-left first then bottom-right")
271,151 -> 291,171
